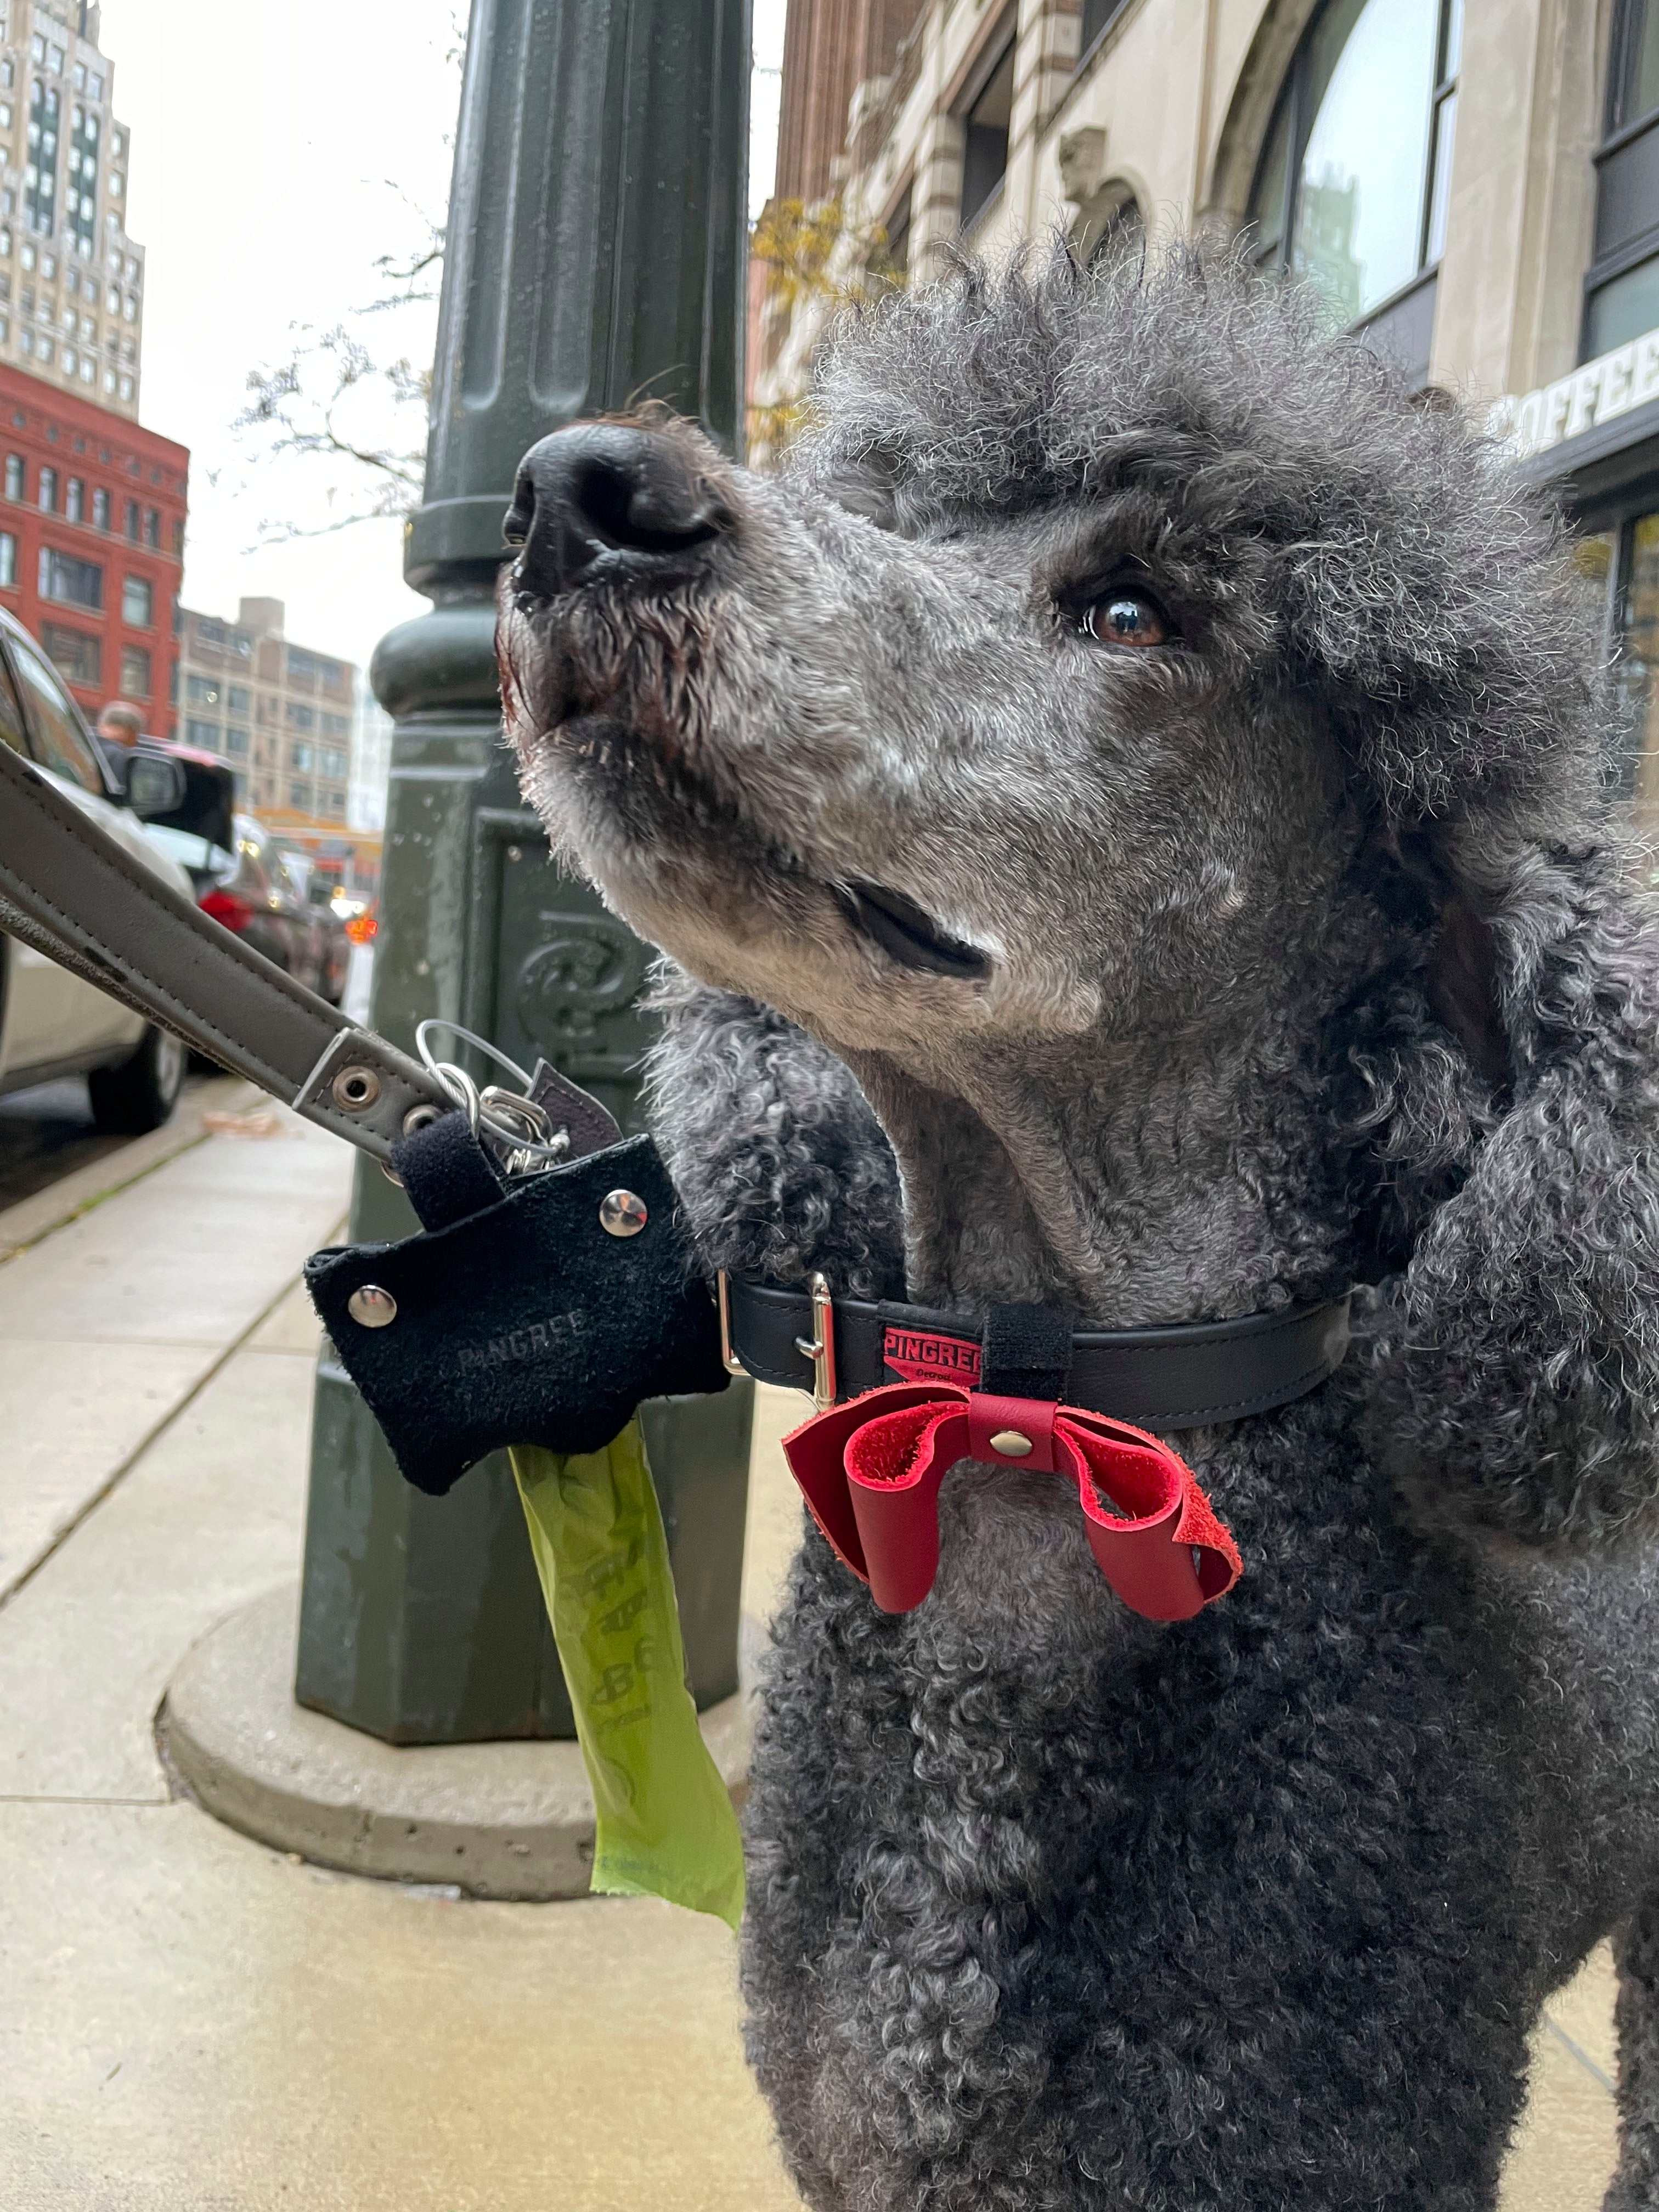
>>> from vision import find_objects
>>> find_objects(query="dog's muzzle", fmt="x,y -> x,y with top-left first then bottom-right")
505,422 -> 734,601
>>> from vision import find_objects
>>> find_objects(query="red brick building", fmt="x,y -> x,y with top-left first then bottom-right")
0,360 -> 185,735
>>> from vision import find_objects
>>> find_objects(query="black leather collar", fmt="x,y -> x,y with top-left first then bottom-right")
724,1275 -> 1352,1431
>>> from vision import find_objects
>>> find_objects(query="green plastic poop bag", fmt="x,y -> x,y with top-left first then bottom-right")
509,1423 -> 745,1930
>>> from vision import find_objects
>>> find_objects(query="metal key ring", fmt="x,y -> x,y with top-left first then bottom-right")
430,1060 -> 483,1136
415,1019 -> 535,1095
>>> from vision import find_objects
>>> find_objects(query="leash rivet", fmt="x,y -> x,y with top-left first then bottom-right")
989,1430 -> 1033,1458
600,1188 -> 648,1237
332,1064 -> 381,1112
402,1103 -> 443,1138
347,1284 -> 398,1328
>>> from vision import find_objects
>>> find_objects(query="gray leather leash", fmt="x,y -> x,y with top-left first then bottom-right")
0,735 -> 452,1161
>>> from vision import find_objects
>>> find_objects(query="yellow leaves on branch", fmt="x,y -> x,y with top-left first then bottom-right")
747,196 -> 905,461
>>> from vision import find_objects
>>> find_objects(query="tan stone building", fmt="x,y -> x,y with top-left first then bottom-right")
0,2 -> 144,418
761,0 -> 1659,830
176,596 -> 354,829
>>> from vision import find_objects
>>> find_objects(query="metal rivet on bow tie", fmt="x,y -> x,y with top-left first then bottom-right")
347,1284 -> 398,1328
600,1188 -> 648,1238
989,1430 -> 1033,1458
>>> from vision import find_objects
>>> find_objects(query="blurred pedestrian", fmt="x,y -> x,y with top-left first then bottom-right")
93,699 -> 145,780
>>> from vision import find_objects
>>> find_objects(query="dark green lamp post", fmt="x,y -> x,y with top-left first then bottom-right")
295,0 -> 754,1743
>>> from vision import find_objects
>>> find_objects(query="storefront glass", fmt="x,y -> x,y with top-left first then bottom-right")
1602,519 -> 1659,843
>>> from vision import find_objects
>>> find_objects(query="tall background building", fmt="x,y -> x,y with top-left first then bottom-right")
0,2 -> 144,417
174,596 -> 380,898
759,0 -> 1659,840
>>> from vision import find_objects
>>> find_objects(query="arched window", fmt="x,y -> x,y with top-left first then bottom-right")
1246,0 -> 1462,336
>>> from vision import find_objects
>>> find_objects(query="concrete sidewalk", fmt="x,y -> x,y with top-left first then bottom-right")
0,1099 -> 1623,2208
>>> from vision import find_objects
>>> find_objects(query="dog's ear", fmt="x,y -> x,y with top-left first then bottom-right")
1361,812 -> 1659,1550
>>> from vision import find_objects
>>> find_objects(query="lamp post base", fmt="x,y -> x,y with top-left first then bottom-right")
158,1584 -> 757,1902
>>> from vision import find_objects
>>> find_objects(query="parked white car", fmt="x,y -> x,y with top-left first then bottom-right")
0,606 -> 192,1133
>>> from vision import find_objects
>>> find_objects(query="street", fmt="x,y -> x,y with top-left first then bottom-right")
0,1073 -> 216,1212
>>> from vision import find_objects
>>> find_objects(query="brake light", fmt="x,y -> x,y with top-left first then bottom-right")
201,887 -> 256,934
345,912 -> 378,945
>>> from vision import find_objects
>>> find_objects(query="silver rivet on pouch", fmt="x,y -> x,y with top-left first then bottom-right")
989,1430 -> 1033,1458
348,1285 -> 398,1327
599,1188 -> 648,1238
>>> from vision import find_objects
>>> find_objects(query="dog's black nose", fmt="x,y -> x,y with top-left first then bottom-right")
504,424 -> 731,597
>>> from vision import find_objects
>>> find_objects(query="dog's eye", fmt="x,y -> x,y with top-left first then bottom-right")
1084,591 -> 1169,648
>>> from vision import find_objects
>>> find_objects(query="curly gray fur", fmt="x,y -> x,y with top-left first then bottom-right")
499,246 -> 1659,2210
644,964 -> 905,1300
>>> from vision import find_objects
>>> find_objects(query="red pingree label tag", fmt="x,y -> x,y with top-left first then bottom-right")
882,1327 -> 982,1387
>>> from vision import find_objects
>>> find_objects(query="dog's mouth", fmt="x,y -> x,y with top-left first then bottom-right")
834,881 -> 991,979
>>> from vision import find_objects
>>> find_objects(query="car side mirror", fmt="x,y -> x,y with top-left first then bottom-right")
123,752 -> 188,819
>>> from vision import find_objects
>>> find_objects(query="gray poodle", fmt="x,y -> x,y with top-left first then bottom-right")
495,250 -> 1659,2210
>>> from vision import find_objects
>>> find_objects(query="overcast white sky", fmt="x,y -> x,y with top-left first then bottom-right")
100,0 -> 787,678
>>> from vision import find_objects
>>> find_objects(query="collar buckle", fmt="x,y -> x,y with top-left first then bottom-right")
714,1270 -> 748,1376
793,1271 -> 838,1410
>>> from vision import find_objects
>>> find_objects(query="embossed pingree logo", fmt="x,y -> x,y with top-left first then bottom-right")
882,1328 -> 982,1387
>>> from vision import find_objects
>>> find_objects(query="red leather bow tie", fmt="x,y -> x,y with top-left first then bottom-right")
782,1382 -> 1242,1621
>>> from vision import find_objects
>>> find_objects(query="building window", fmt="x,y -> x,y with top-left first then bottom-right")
118,373 -> 132,400
1584,2 -> 1659,357
122,574 -> 153,626
38,545 -> 102,608
288,781 -> 311,808
37,463 -> 57,512
122,495 -> 138,540
285,701 -> 315,729
26,79 -> 59,239
143,505 -> 159,548
226,728 -> 250,757
40,619 -> 100,685
1574,521 -> 1659,838
185,672 -> 221,707
0,530 -> 14,586
228,684 -> 251,715
91,484 -> 109,529
64,474 -> 82,522
119,642 -> 150,696
184,715 -> 220,751
3,453 -> 20,500
1246,0 -> 1460,334
960,29 -> 1015,233
1077,0 -> 1131,64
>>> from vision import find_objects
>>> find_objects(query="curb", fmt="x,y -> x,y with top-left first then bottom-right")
157,1582 -> 755,1900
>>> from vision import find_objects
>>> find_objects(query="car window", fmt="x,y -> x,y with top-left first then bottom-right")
0,650 -> 30,758
7,632 -> 105,795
